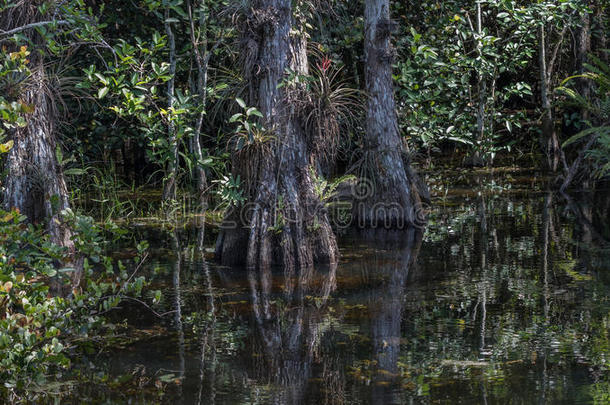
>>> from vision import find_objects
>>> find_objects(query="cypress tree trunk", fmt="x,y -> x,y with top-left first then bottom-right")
3,67 -> 73,248
358,0 -> 427,229
215,0 -> 338,269
1,4 -> 80,286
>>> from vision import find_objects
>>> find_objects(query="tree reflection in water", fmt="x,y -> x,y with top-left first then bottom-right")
363,229 -> 422,404
170,230 -> 185,401
66,191 -> 609,404
246,255 -> 337,403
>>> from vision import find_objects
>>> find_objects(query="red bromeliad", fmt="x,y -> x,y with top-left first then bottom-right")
317,56 -> 332,72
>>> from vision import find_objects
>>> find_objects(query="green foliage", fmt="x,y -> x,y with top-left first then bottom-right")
0,209 -> 151,402
559,55 -> 610,178
392,0 -> 581,162
0,0 -> 103,53
227,98 -> 269,152
310,166 -> 355,204
0,0 -> 106,141
213,174 -> 245,208
0,45 -> 30,146
76,0 -> 228,205
225,99 -> 273,200
388,0 -> 587,165
82,34 -> 181,173
2,0 -> 610,401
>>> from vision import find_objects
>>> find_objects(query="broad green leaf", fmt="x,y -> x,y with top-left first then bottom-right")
562,126 -> 610,148
98,87 -> 109,99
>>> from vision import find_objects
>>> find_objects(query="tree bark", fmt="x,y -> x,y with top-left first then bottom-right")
539,25 -> 560,172
474,0 -> 487,166
358,0 -> 427,229
215,0 -> 338,270
576,8 -> 592,119
2,65 -> 81,285
187,0 -> 211,217
1,3 -> 81,286
3,66 -> 71,244
162,8 -> 179,201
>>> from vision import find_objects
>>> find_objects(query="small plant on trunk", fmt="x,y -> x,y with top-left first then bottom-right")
227,98 -> 275,199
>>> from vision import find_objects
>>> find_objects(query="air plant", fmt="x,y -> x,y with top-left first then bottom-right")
302,53 -> 363,165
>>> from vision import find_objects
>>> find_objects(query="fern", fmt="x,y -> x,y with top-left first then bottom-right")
558,54 -> 610,179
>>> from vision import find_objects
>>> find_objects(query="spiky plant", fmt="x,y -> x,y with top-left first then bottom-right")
559,54 -> 610,182
208,65 -> 248,123
301,54 -> 363,165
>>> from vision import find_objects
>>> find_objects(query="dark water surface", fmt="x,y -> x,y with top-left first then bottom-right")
71,175 -> 610,404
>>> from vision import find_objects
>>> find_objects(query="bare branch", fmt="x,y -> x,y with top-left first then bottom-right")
0,20 -> 70,39
547,25 -> 568,82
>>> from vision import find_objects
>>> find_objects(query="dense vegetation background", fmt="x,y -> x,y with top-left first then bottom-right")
0,0 -> 609,402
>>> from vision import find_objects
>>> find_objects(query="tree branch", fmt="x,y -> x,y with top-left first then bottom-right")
547,25 -> 568,82
0,20 -> 70,39
560,133 -> 598,193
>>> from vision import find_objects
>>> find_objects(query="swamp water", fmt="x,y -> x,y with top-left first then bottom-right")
68,171 -> 609,404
